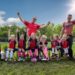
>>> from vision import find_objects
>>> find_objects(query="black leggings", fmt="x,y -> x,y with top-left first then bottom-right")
67,35 -> 73,58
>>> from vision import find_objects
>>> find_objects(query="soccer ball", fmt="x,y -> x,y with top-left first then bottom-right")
31,58 -> 37,62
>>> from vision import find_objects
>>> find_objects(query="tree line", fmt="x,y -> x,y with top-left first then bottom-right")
0,24 -> 75,42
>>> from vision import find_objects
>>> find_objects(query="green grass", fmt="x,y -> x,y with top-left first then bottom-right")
0,42 -> 75,75
0,60 -> 75,75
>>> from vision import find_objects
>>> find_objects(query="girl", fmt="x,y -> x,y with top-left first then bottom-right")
5,35 -> 16,61
18,34 -> 26,61
16,28 -> 27,50
51,34 -> 59,60
60,34 -> 69,57
39,35 -> 49,61
28,33 -> 38,62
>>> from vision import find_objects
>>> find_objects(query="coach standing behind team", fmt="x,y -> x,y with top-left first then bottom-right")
61,14 -> 75,59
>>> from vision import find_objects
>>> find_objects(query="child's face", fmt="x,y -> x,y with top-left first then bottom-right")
42,38 -> 46,41
31,33 -> 36,39
20,35 -> 24,40
11,35 -> 15,40
41,36 -> 46,42
62,36 -> 67,41
62,34 -> 67,40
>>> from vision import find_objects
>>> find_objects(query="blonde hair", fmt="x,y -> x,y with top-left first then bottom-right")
9,34 -> 15,40
42,35 -> 47,39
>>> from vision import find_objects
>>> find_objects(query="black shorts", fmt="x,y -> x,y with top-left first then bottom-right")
29,46 -> 38,52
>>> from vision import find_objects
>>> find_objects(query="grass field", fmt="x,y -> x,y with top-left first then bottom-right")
0,42 -> 75,75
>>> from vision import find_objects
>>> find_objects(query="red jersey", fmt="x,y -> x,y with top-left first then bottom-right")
61,40 -> 68,48
51,40 -> 58,48
29,38 -> 37,49
23,20 -> 40,36
63,20 -> 75,35
18,39 -> 25,48
9,40 -> 16,49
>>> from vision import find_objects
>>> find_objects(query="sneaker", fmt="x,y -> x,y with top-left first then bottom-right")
41,58 -> 47,61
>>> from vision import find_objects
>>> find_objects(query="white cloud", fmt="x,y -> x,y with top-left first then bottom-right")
0,19 -> 6,26
6,17 -> 20,27
0,11 -> 6,26
0,11 -> 20,27
7,17 -> 20,23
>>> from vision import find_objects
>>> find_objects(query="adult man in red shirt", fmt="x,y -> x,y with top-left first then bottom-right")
61,14 -> 75,59
17,12 -> 50,37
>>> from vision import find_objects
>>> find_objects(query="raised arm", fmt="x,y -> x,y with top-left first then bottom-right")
17,12 -> 24,22
60,24 -> 64,38
16,28 -> 20,42
8,29 -> 11,40
40,21 -> 50,28
17,12 -> 29,27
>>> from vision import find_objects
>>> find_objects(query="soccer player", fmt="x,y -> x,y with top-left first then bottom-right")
17,12 -> 50,37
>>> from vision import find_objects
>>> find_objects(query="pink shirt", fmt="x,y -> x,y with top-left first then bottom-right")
63,20 -> 75,35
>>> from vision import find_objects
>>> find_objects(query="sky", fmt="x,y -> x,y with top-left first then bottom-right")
0,0 -> 75,26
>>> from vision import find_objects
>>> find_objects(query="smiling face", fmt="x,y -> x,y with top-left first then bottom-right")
20,34 -> 24,40
41,35 -> 47,42
10,35 -> 15,40
31,33 -> 36,39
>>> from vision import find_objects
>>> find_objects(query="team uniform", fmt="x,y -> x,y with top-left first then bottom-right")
22,20 -> 40,36
51,40 -> 58,55
18,39 -> 26,61
17,32 -> 26,50
6,40 -> 16,60
28,38 -> 38,59
61,40 -> 69,55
